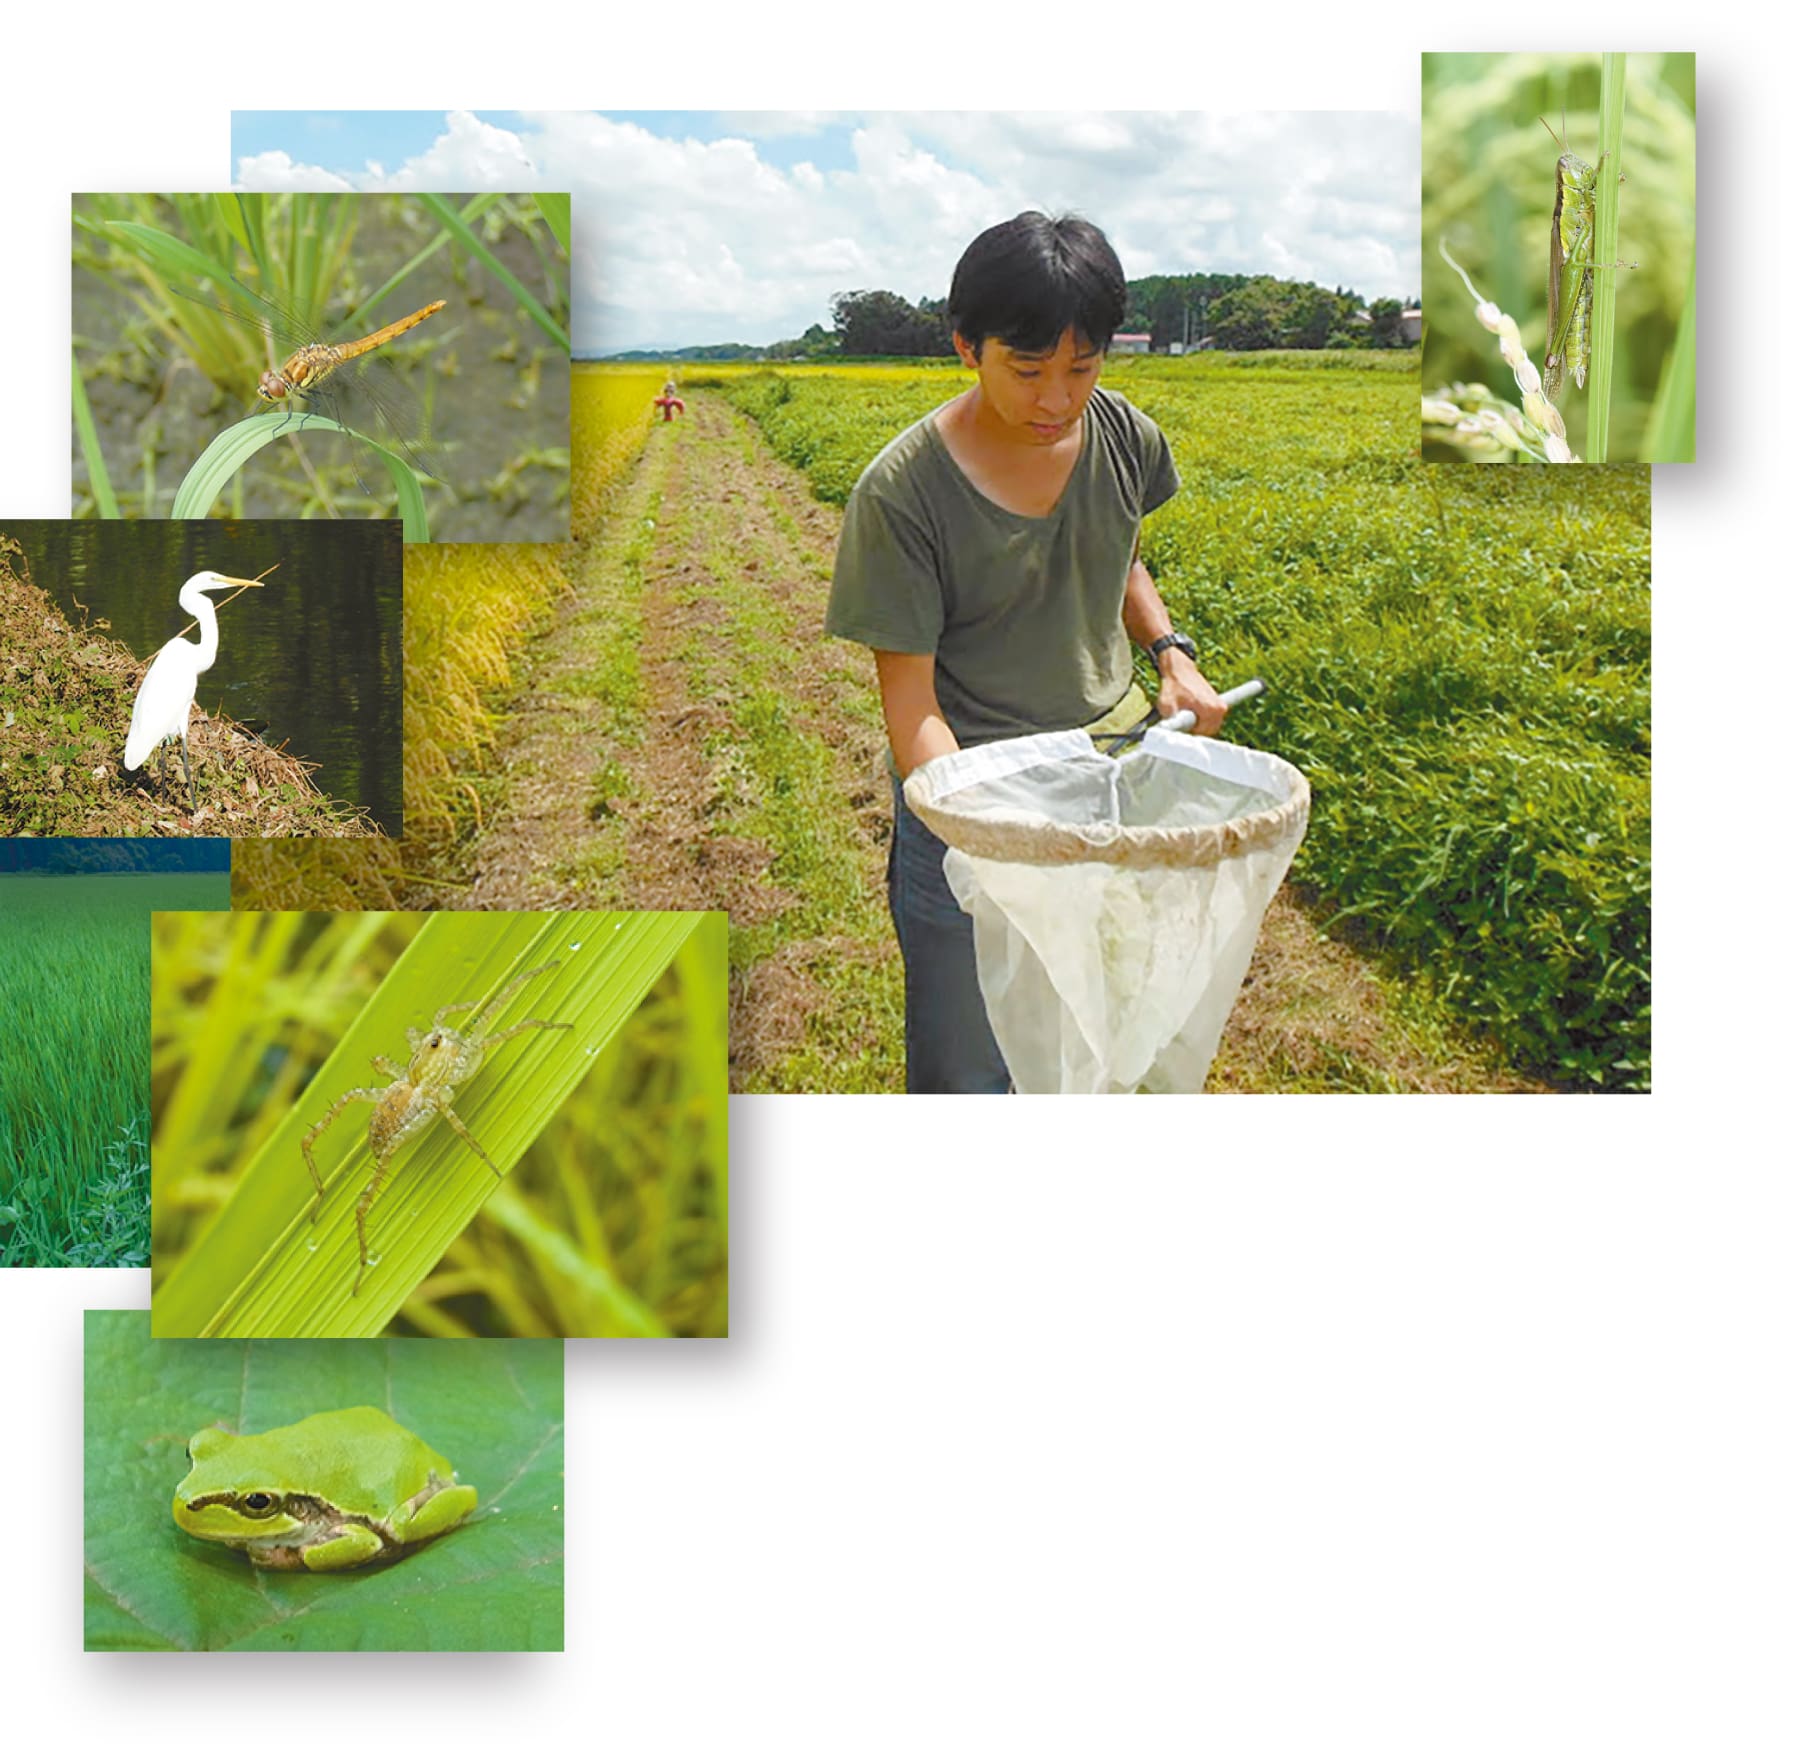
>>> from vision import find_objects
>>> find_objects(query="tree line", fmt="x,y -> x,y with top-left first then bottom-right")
766,274 -> 1418,359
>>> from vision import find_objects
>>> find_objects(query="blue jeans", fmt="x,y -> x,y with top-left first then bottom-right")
888,781 -> 1011,1094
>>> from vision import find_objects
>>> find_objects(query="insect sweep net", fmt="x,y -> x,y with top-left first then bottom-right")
903,726 -> 1310,1094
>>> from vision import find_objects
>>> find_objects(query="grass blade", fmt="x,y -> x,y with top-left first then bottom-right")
1587,53 -> 1630,463
151,911 -> 705,1337
534,192 -> 572,256
413,191 -> 571,352
1643,254 -> 1697,461
71,350 -> 119,518
169,411 -> 433,540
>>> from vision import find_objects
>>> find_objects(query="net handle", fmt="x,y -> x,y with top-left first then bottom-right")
1159,677 -> 1265,733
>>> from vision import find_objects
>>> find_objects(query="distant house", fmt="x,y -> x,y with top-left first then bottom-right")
1401,309 -> 1423,345
1111,332 -> 1152,355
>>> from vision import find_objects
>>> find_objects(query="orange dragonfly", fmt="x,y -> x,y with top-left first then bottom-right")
169,276 -> 447,493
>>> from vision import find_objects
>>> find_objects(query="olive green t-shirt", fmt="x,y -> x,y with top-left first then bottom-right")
825,386 -> 1180,748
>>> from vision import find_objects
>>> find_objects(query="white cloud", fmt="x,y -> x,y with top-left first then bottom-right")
382,110 -> 541,190
710,111 -> 844,139
235,110 -> 1420,353
233,151 -> 358,193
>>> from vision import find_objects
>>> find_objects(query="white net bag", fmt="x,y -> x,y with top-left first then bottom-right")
902,724 -> 1310,1094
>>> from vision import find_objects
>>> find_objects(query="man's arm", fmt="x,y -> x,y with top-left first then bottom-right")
874,651 -> 960,778
1121,552 -> 1229,736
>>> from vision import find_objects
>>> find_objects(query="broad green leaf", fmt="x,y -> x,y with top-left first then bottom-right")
84,1311 -> 562,1652
169,411 -> 432,540
152,911 -> 706,1337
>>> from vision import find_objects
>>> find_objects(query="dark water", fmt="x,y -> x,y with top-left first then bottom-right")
13,520 -> 403,835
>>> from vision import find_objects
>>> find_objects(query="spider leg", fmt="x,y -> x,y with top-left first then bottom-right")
478,1016 -> 576,1048
439,1103 -> 510,1184
371,1055 -> 405,1080
352,1149 -> 396,1297
430,997 -> 486,1031
462,960 -> 562,1035
302,1086 -> 386,1221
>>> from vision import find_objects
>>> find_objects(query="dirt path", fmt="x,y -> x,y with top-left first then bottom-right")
447,393 -> 1543,1095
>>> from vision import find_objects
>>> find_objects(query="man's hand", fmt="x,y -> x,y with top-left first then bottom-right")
1154,649 -> 1229,735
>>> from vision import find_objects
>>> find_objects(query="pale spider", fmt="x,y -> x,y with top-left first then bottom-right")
302,959 -> 574,1294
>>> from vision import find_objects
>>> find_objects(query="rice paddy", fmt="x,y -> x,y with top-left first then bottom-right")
0,868 -> 227,1264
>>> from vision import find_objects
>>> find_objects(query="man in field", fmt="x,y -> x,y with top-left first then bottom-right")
826,211 -> 1231,1093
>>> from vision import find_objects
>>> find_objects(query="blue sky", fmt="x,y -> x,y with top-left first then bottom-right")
230,111 -> 1420,355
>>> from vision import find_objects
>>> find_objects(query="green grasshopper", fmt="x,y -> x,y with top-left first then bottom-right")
1540,114 -> 1635,402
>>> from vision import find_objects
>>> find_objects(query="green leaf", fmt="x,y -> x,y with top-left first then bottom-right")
413,191 -> 571,353
209,192 -> 258,269
1587,53 -> 1630,463
72,349 -> 119,518
534,192 -> 573,255
102,219 -> 241,292
151,911 -> 706,1337
169,411 -> 433,540
1642,255 -> 1696,463
83,1311 -> 563,1652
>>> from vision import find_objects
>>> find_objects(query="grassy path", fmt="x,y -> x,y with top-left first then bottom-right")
454,391 -> 1542,1094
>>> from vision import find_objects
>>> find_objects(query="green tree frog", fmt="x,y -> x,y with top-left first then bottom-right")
172,1406 -> 478,1571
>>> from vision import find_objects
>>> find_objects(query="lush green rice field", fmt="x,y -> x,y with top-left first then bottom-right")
0,870 -> 227,1263
717,354 -> 1650,1090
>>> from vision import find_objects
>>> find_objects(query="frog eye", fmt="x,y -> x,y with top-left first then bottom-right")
242,1492 -> 277,1513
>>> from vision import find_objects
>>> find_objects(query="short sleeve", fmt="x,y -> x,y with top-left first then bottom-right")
1136,409 -> 1180,519
825,475 -> 947,655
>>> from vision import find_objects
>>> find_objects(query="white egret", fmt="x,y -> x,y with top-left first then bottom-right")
123,570 -> 261,812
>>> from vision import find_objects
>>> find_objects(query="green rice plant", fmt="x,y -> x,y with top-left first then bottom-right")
413,192 -> 569,352
73,190 -> 571,531
81,194 -> 396,406
168,407 -> 434,539
70,350 -> 119,518
1582,54 -> 1631,464
1421,52 -> 1696,464
533,192 -> 572,256
149,910 -> 721,1337
0,870 -> 227,1265
1642,255 -> 1697,462
1424,242 -> 1580,462
721,357 -> 1650,1087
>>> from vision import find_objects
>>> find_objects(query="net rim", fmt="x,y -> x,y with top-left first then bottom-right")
903,727 -> 1311,870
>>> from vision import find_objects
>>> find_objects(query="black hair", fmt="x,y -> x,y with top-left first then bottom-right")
947,212 -> 1127,358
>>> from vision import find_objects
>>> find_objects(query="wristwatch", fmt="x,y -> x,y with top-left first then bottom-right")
1147,631 -> 1198,667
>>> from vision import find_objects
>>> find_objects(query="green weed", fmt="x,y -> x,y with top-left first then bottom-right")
722,358 -> 1650,1089
0,871 -> 224,1264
